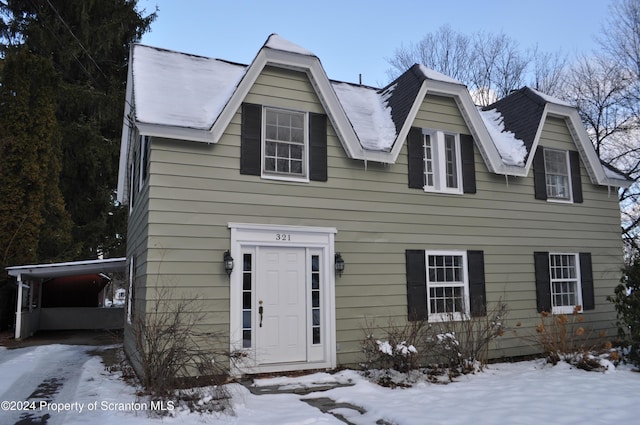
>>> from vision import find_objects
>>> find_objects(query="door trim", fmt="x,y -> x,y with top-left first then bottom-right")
228,223 -> 337,375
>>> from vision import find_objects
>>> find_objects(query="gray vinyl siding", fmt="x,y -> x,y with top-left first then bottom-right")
123,133 -> 150,371
139,65 -> 623,367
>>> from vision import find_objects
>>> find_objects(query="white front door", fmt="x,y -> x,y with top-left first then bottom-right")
256,246 -> 307,364
229,223 -> 337,374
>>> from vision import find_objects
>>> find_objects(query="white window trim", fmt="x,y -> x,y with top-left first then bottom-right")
544,148 -> 573,203
138,135 -> 147,192
549,252 -> 583,315
261,106 -> 310,183
422,130 -> 463,195
128,160 -> 135,214
425,250 -> 470,322
126,256 -> 135,325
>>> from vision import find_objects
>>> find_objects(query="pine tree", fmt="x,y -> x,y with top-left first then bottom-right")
2,0 -> 154,260
0,1 -> 155,330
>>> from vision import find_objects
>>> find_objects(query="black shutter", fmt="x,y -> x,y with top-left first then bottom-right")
407,127 -> 424,189
309,113 -> 327,182
406,250 -> 427,321
534,252 -> 552,313
460,134 -> 477,194
580,252 -> 594,310
569,151 -> 583,203
240,103 -> 262,176
467,250 -> 486,316
533,148 -> 547,200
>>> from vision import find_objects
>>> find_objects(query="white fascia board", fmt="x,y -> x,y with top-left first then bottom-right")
425,80 -> 529,177
136,122 -> 212,143
548,104 -> 632,188
117,48 -> 135,203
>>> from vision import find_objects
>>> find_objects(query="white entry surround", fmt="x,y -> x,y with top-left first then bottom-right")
228,223 -> 337,374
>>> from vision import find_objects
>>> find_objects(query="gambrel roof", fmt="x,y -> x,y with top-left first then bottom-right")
117,34 -> 631,201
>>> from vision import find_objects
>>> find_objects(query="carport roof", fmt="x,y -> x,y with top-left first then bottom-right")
6,258 -> 127,279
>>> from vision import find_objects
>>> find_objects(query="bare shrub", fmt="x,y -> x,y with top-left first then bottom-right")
361,301 -> 509,382
431,300 -> 508,372
129,286 -> 234,410
361,318 -> 427,373
527,306 -> 618,371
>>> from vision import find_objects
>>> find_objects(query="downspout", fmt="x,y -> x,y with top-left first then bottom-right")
14,273 -> 22,340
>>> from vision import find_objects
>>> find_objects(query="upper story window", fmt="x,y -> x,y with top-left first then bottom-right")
263,107 -> 308,180
422,131 -> 462,194
533,147 -> 583,203
241,103 -> 327,182
544,148 -> 571,201
407,127 -> 476,194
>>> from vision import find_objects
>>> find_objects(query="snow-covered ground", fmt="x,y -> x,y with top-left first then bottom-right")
0,344 -> 638,424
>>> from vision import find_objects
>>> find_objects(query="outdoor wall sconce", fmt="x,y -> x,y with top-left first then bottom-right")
223,250 -> 234,276
335,252 -> 345,277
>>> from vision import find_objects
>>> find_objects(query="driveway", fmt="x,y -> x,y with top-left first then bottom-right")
0,331 -> 120,425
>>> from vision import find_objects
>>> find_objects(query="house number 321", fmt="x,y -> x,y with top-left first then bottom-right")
275,233 -> 291,241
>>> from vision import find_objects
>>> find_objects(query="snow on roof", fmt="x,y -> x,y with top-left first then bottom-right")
264,33 -> 315,56
418,64 -> 463,85
133,45 -> 246,129
478,108 -> 528,166
332,82 -> 397,151
529,87 -> 573,107
602,164 -> 629,181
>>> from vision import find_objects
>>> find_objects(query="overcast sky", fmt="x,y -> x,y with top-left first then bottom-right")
137,0 -> 612,87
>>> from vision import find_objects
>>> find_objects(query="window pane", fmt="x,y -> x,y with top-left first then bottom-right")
243,330 -> 251,348
291,144 -> 303,159
312,291 -> 320,308
544,149 -> 570,199
266,124 -> 277,140
423,135 -> 434,187
290,160 -> 302,174
243,311 -> 251,328
445,135 -> 458,189
313,327 -> 321,344
263,109 -> 307,177
277,158 -> 289,173
265,141 -> 276,156
266,110 -> 277,125
243,273 -> 251,291
265,157 -> 275,172
313,309 -> 320,326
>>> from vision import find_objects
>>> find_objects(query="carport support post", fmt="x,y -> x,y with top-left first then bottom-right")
15,273 -> 22,340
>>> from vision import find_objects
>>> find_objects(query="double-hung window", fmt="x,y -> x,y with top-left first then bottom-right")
534,252 -> 593,314
548,253 -> 582,314
263,107 -> 307,180
544,149 -> 571,201
426,251 -> 470,321
422,131 -> 463,194
534,147 -> 582,203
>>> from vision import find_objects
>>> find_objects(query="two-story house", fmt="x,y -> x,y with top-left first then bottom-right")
117,34 -> 631,376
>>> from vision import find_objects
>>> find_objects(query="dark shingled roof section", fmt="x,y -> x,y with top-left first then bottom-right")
384,64 -> 425,134
484,87 -> 546,163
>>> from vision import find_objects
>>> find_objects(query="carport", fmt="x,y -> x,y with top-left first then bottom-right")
6,258 -> 127,340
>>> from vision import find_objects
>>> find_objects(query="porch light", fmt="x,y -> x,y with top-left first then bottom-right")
223,250 -> 234,276
335,252 -> 345,277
